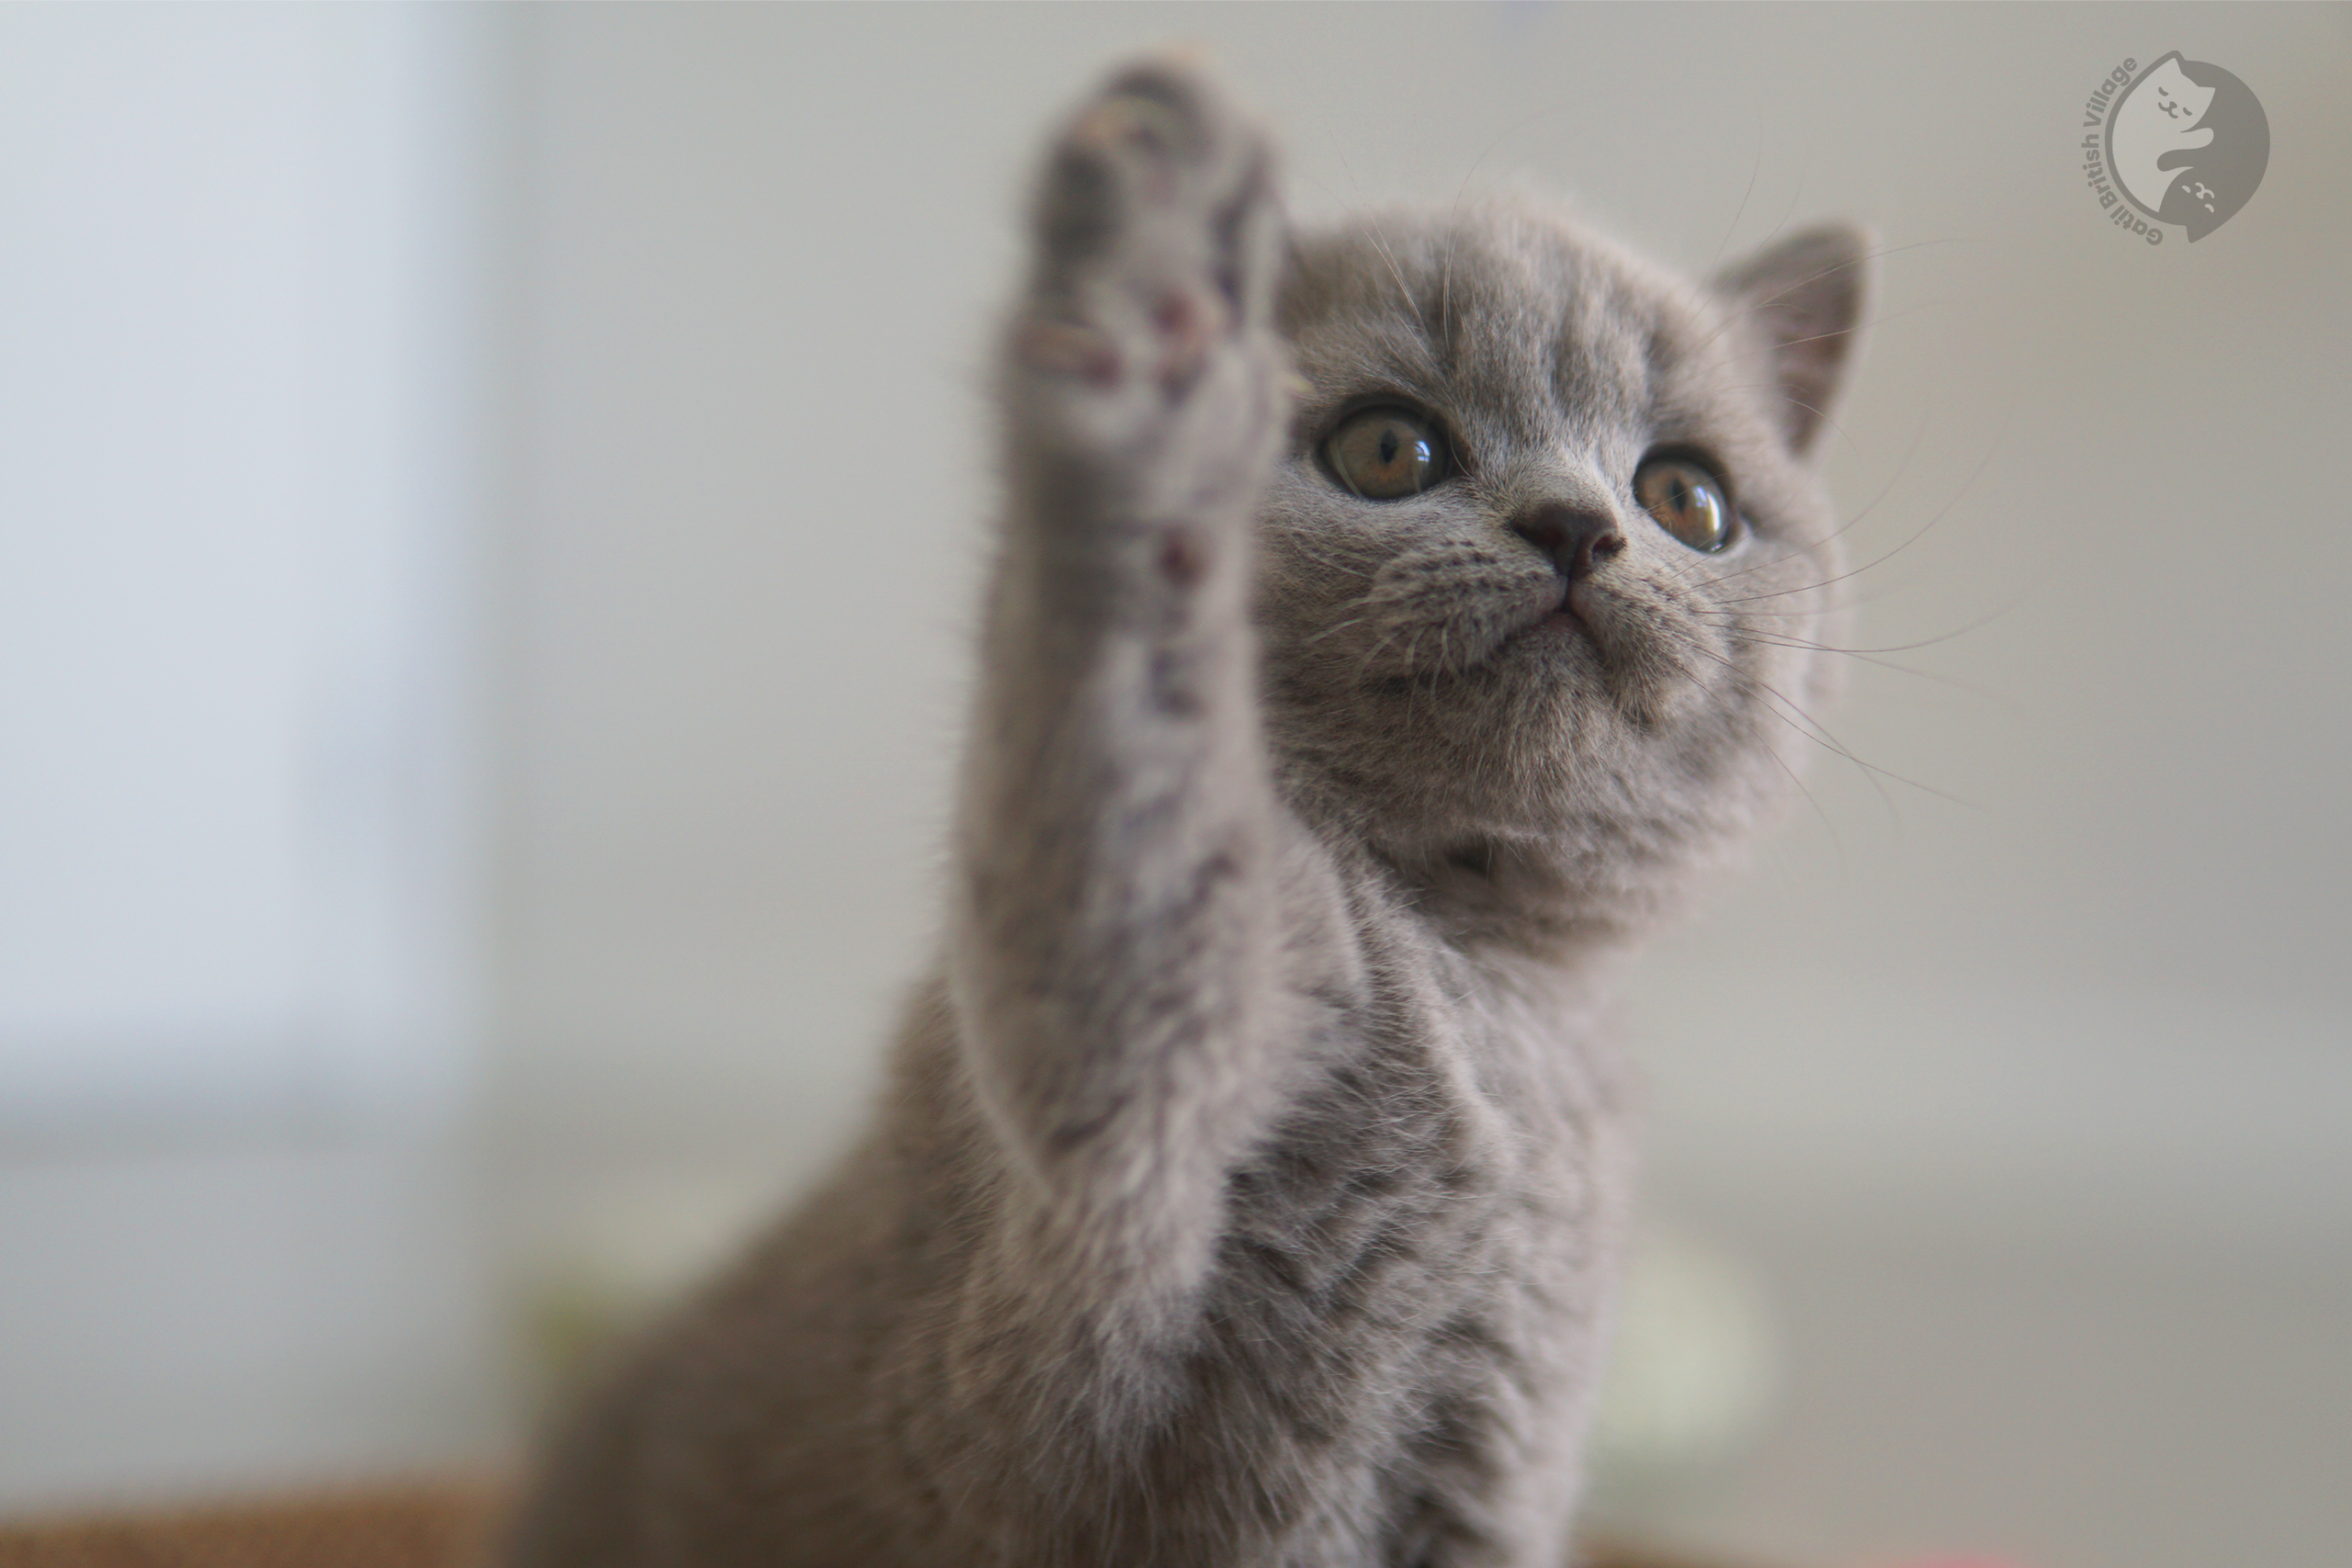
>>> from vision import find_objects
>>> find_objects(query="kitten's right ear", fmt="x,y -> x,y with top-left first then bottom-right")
1712,223 -> 1874,461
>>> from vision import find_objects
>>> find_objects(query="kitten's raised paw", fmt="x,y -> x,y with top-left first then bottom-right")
1015,60 -> 1283,418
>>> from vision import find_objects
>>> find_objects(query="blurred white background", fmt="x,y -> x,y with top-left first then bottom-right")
3,6 -> 2346,1568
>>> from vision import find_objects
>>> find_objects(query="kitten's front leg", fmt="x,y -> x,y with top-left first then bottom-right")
954,61 -> 1295,1302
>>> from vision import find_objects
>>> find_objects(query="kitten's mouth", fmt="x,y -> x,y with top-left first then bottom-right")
1496,578 -> 1678,695
1466,585 -> 1611,682
1515,582 -> 1598,647
1395,579 -> 1628,683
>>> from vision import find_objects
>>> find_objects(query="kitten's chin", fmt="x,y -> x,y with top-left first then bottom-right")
1577,580 -> 1725,728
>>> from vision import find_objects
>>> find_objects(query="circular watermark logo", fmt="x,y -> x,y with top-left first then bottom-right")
2079,52 -> 2269,244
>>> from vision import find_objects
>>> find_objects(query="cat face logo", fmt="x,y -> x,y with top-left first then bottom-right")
2104,52 -> 2269,241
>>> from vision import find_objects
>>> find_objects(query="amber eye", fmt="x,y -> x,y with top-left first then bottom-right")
1634,457 -> 1734,552
1324,407 -> 1448,500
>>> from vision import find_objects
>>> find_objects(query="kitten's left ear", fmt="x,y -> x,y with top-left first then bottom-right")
1712,223 -> 1874,460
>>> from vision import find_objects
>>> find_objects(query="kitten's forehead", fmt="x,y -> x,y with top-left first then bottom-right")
1279,206 -> 1713,452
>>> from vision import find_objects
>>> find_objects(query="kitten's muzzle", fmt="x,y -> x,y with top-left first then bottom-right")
1510,502 -> 1625,585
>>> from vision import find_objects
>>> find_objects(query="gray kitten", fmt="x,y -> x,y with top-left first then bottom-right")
503,59 -> 1868,1568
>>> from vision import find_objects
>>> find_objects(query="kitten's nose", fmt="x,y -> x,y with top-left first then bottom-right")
1510,502 -> 1625,581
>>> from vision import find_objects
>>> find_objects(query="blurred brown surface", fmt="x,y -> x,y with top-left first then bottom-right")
0,1485 -> 1759,1568
0,1486 -> 503,1568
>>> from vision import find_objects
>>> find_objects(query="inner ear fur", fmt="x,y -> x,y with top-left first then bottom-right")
1712,223 -> 1873,460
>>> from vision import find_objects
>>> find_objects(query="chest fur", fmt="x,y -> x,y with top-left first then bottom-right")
1148,988 -> 1631,1562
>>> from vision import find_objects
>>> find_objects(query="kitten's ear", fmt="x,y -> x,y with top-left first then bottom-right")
1712,223 -> 1873,460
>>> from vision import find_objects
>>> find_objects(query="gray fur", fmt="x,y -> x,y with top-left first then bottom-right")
501,59 -> 1869,1568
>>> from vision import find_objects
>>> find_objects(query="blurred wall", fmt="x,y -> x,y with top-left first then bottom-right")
0,5 -> 492,1138
0,1 -> 506,1505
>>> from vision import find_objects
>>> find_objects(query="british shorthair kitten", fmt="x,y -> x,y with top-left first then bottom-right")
503,57 -> 1869,1568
